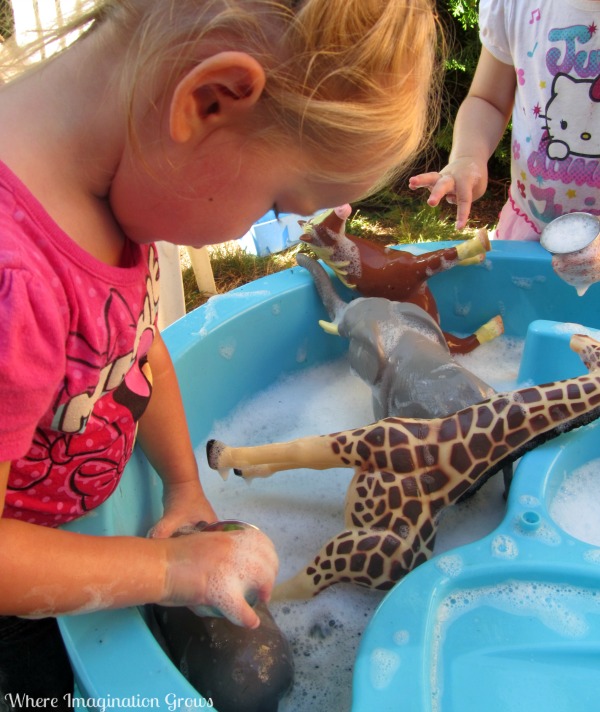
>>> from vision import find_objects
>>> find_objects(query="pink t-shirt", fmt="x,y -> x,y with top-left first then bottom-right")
0,161 -> 159,526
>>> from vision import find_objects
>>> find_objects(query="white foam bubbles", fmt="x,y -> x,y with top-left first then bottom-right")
550,458 -> 600,546
491,534 -> 519,559
369,648 -> 401,690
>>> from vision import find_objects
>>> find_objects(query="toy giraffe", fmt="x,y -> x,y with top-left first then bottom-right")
300,205 -> 504,354
207,334 -> 600,600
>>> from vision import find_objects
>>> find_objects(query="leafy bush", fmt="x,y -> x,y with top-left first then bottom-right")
429,0 -> 511,180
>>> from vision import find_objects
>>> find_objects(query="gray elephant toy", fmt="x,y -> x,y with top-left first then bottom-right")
296,252 -> 512,496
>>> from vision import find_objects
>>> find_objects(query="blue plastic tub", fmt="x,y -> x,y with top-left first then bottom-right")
59,241 -> 600,709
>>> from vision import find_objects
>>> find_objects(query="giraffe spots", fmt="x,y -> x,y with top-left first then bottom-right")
373,511 -> 394,530
458,409 -> 474,437
549,403 -> 571,421
401,476 -> 419,497
419,469 -> 450,494
450,441 -> 471,473
403,499 -> 422,525
475,405 -> 494,428
529,413 -> 550,431
388,485 -> 401,509
388,427 -> 409,446
493,397 -> 510,414
518,387 -> 543,403
357,535 -> 381,551
350,554 -> 367,572
375,450 -> 388,469
335,558 -> 347,572
506,404 -> 526,428
448,480 -> 471,501
506,428 -> 531,448
381,535 -> 402,556
490,419 -> 505,442
438,418 -> 458,442
356,440 -> 371,461
374,500 -> 386,516
366,553 -> 385,580
364,426 -> 386,447
390,448 -> 415,473
416,444 -> 438,468
467,432 -> 492,459
469,461 -> 489,481
419,518 -> 434,542
567,383 -> 581,400
373,480 -> 386,497
404,422 -> 430,439
491,444 -> 509,461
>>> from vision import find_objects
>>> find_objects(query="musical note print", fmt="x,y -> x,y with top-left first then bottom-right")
529,8 -> 541,24
528,42 -> 539,58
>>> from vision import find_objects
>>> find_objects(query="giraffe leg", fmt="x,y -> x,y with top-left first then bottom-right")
454,227 -> 491,261
207,436 -> 351,480
444,314 -> 504,355
272,528 -> 429,600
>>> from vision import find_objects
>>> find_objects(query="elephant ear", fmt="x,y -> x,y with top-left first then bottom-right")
343,317 -> 387,386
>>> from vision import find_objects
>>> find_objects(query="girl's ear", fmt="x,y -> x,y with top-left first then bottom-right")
169,51 -> 266,143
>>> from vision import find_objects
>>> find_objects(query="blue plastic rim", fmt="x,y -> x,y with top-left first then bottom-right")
58,241 -> 600,710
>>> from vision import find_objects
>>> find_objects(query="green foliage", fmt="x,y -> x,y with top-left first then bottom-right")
0,0 -> 14,40
427,0 -> 511,179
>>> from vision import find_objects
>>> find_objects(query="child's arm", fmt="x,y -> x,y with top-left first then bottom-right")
0,461 -> 276,627
136,331 -> 218,537
409,47 -> 516,229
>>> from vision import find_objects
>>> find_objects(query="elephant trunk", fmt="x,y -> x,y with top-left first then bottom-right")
296,253 -> 348,320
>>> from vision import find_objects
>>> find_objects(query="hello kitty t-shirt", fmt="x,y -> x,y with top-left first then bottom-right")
480,0 -> 600,239
0,161 -> 160,527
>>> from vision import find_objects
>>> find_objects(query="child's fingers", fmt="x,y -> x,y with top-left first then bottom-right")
426,174 -> 457,207
408,172 -> 441,190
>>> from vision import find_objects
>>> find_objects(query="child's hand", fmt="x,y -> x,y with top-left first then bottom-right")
409,157 -> 488,230
148,480 -> 218,539
161,528 -> 279,628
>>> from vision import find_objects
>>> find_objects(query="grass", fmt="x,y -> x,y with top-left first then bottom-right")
182,181 -> 508,312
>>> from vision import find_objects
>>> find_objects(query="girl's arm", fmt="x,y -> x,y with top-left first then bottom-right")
136,330 -> 218,537
0,461 -> 276,627
409,47 -> 516,229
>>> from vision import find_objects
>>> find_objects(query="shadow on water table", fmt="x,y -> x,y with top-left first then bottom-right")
57,240 -> 600,711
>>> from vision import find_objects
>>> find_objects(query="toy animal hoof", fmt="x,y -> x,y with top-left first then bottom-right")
151,602 -> 294,712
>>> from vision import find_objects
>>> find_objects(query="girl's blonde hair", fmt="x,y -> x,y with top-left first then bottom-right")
2,0 -> 441,195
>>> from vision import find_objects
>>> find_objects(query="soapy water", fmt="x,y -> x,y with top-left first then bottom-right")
550,457 -> 600,546
199,336 -> 523,711
430,580 -> 600,711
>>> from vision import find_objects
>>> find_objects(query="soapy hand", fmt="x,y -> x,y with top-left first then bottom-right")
161,527 -> 279,628
409,157 -> 488,230
148,479 -> 218,539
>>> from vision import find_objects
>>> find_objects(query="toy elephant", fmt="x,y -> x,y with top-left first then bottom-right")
296,253 -> 495,421
300,204 -> 503,354
297,252 -> 513,498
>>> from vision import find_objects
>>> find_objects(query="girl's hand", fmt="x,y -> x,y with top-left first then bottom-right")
409,157 -> 488,230
160,528 -> 279,628
148,479 -> 218,539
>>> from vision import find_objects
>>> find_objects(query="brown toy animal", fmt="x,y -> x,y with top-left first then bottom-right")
208,334 -> 600,600
300,204 -> 503,354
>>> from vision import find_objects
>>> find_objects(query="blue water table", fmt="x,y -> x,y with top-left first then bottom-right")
59,241 -> 600,710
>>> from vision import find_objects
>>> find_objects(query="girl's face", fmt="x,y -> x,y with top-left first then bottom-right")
109,125 -> 374,248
